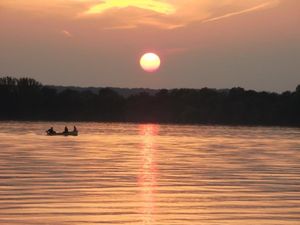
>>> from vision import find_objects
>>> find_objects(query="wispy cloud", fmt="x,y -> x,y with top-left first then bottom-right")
83,0 -> 176,16
0,0 -> 281,29
79,0 -> 281,29
61,30 -> 73,38
203,0 -> 280,23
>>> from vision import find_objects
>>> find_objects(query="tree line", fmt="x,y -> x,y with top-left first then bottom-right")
1,76 -> 300,126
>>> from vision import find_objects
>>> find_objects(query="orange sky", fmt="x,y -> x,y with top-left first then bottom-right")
0,0 -> 299,91
0,0 -> 281,28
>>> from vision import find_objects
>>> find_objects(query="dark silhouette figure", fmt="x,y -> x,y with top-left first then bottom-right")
46,127 -> 56,135
64,126 -> 69,134
73,126 -> 77,132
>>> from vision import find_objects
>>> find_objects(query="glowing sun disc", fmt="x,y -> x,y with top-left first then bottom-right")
140,53 -> 161,72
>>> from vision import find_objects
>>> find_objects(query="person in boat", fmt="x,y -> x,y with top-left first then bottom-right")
73,126 -> 78,133
63,126 -> 69,134
47,127 -> 56,135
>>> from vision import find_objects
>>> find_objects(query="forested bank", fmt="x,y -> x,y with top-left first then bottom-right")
1,76 -> 300,126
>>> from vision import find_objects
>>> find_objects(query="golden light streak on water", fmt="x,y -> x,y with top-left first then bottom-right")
0,122 -> 300,225
139,124 -> 159,225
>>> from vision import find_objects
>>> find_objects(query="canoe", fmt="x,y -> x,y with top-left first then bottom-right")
46,131 -> 78,136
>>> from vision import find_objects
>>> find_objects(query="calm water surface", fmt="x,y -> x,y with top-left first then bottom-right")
0,122 -> 300,225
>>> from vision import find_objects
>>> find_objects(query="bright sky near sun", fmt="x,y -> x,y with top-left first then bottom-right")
0,0 -> 281,28
0,0 -> 299,91
85,0 -> 176,16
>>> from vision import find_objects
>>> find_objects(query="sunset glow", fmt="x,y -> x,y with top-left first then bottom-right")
0,0 -> 281,29
1,0 -> 300,223
140,53 -> 161,73
84,0 -> 176,16
0,0 -> 299,91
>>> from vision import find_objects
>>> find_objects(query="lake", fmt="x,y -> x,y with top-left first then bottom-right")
0,122 -> 300,225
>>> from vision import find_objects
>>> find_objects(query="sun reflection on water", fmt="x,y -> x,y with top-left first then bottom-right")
138,124 -> 159,225
1,123 -> 300,225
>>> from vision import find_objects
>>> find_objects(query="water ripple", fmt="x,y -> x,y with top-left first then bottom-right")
0,122 -> 299,225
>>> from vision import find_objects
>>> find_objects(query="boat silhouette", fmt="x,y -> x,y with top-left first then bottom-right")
46,130 -> 78,136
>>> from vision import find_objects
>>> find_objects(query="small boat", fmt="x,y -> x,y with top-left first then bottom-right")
46,131 -> 78,136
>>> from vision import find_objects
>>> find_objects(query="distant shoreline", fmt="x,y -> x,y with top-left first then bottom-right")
1,119 -> 300,129
1,76 -> 300,128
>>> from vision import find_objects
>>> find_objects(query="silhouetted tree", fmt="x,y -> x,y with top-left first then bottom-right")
296,85 -> 300,94
0,76 -> 300,126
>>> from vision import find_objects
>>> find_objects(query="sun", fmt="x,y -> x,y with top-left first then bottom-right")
140,53 -> 161,73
